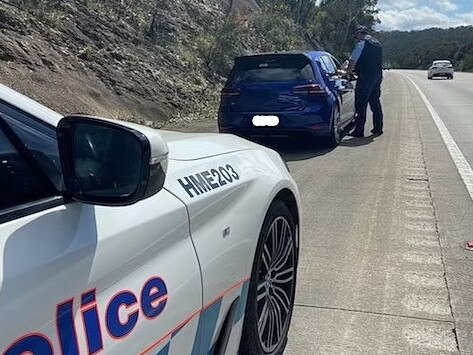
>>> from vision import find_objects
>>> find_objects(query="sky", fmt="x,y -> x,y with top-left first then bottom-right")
376,0 -> 473,31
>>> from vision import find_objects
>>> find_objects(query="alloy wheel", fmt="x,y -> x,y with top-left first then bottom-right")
256,216 -> 295,354
333,109 -> 341,143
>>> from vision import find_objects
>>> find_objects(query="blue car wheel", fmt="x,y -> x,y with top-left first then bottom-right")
326,106 -> 341,147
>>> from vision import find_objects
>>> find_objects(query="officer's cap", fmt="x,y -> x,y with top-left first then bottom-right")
354,25 -> 368,37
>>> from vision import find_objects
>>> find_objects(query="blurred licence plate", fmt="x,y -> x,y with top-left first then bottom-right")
252,115 -> 279,127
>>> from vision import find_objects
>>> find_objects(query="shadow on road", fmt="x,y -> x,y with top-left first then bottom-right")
246,138 -> 336,162
245,132 -> 377,162
278,143 -> 335,162
340,135 -> 375,147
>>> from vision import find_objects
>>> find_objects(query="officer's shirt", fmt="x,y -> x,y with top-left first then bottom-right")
350,35 -> 374,64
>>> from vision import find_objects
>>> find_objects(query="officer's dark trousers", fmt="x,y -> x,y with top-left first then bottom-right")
354,72 -> 384,134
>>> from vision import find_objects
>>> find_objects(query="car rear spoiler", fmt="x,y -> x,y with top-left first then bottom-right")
234,53 -> 311,66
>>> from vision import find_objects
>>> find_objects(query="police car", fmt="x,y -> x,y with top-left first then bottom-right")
0,83 -> 300,355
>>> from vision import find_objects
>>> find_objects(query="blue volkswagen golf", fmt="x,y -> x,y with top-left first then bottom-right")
218,51 -> 356,146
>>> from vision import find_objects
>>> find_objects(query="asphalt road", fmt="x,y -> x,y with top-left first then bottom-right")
280,70 -> 473,354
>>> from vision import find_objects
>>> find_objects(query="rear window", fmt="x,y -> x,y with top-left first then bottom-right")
229,56 -> 315,84
433,61 -> 451,66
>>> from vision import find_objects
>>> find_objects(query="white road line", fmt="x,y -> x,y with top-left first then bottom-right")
402,74 -> 473,201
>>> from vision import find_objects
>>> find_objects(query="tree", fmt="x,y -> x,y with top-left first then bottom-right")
377,26 -> 473,71
306,0 -> 379,59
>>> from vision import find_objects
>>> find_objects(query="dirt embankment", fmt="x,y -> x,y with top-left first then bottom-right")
0,0 -> 231,132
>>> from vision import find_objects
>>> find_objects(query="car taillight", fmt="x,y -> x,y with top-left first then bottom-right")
293,84 -> 327,95
221,88 -> 240,97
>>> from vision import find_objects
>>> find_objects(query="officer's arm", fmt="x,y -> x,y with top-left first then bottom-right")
347,59 -> 356,72
347,41 -> 365,73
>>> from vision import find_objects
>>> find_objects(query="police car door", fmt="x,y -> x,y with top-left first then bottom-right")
0,106 -> 202,354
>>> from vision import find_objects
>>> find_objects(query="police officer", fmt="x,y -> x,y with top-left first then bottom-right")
346,25 -> 384,137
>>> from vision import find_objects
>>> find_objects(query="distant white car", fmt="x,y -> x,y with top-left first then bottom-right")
0,83 -> 300,355
428,60 -> 454,80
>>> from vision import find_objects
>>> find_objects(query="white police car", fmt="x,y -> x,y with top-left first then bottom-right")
0,83 -> 300,355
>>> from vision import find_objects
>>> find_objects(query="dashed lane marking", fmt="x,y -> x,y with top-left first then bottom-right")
402,74 -> 473,201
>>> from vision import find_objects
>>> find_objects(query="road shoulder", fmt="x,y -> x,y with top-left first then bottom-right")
404,75 -> 473,354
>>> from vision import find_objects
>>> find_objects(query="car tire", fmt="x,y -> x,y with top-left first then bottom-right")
239,200 -> 297,355
326,106 -> 342,147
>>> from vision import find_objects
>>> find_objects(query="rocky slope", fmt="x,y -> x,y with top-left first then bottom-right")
0,0 -> 234,131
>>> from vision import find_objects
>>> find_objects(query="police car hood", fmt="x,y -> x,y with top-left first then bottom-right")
159,131 -> 262,161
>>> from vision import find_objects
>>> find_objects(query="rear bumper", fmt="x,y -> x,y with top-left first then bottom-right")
219,126 -> 331,139
218,110 -> 332,138
429,70 -> 454,76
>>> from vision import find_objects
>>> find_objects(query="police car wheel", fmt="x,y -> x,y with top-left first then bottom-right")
239,200 -> 297,355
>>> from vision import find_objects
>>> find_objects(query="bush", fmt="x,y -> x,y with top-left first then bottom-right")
250,11 -> 306,53
459,56 -> 473,72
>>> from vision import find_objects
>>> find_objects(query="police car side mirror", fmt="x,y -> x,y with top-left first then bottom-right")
57,115 -> 168,206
